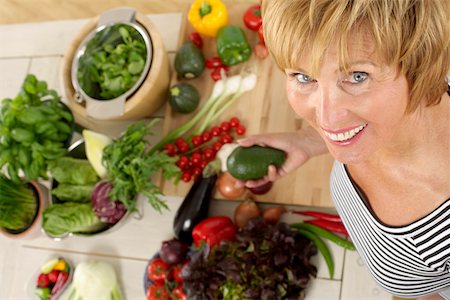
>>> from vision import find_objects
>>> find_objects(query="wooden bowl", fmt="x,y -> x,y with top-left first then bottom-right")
60,10 -> 170,129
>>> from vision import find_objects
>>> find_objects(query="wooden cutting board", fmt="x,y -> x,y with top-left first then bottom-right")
160,2 -> 335,207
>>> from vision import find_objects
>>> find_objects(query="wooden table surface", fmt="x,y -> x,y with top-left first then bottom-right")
0,10 -> 392,300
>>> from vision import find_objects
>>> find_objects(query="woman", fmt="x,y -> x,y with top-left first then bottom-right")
239,0 -> 450,299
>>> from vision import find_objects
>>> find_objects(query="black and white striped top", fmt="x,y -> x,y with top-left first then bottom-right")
330,161 -> 450,299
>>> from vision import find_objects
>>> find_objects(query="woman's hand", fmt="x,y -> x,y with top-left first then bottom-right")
236,127 -> 328,188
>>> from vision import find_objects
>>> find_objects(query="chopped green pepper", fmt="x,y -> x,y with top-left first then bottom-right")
216,25 -> 252,66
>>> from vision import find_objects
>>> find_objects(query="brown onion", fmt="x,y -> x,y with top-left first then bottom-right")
217,172 -> 246,199
234,199 -> 261,228
262,206 -> 287,225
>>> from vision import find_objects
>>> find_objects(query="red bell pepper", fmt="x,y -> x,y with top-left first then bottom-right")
305,219 -> 349,237
192,216 -> 237,248
291,210 -> 342,223
243,5 -> 262,31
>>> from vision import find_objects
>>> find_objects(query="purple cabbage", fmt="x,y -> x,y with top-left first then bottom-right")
91,181 -> 127,224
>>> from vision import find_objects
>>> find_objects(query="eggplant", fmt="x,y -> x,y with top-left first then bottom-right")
173,174 -> 217,244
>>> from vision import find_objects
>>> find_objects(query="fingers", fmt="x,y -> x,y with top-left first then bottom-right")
235,165 -> 280,189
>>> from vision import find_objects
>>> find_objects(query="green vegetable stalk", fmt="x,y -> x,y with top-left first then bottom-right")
0,175 -> 38,231
216,25 -> 252,66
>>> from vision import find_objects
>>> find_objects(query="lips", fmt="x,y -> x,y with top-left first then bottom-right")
323,124 -> 367,142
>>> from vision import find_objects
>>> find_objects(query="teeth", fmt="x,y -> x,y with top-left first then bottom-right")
324,124 -> 366,142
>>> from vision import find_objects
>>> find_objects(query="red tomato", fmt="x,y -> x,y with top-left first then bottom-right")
188,32 -> 203,49
146,283 -> 169,300
48,269 -> 60,283
172,264 -> 184,283
243,5 -> 262,31
147,258 -> 172,284
37,273 -> 50,288
171,285 -> 187,300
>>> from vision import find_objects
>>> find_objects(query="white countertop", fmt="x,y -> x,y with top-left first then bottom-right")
0,12 -> 391,300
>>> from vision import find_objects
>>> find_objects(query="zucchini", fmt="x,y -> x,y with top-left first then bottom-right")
174,41 -> 205,79
168,83 -> 200,113
227,145 -> 286,180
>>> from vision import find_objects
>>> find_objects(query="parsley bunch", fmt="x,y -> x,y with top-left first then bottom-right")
102,120 -> 180,212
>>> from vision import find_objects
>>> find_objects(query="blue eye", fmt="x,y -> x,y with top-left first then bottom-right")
349,72 -> 368,83
295,73 -> 315,84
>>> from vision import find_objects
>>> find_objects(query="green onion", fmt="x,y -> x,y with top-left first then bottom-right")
0,175 -> 38,231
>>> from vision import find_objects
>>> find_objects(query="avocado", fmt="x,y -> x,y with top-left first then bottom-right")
174,41 -> 205,79
226,146 -> 286,180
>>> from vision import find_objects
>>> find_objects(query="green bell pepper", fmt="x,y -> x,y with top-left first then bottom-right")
216,25 -> 252,66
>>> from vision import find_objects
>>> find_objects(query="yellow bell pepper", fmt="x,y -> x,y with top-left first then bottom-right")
188,0 -> 228,37
53,260 -> 67,271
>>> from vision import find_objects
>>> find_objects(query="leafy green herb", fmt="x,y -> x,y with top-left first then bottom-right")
0,174 -> 37,231
77,24 -> 147,100
0,74 -> 74,183
102,120 -> 180,212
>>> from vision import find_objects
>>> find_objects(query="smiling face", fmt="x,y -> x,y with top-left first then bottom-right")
285,34 -> 412,165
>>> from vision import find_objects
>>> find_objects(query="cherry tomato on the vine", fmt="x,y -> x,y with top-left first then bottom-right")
171,285 -> 186,300
146,283 -> 169,300
147,258 -> 172,284
181,171 -> 192,182
201,131 -> 211,142
229,117 -> 240,128
235,125 -> 246,135
220,121 -> 231,133
210,126 -> 222,137
191,135 -> 203,147
220,134 -> 233,144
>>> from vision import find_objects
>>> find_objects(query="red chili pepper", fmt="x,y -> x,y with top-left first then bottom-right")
305,219 -> 349,237
51,271 -> 69,296
189,31 -> 203,49
206,57 -> 225,69
291,210 -> 342,222
243,5 -> 262,31
192,216 -> 237,248
258,25 -> 265,45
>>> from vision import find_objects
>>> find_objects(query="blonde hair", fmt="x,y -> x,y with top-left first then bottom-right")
262,0 -> 450,112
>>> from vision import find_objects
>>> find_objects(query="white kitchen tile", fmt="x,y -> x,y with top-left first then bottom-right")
0,58 -> 30,100
6,246 -> 147,300
341,250 -> 392,300
0,13 -> 181,59
306,278 -> 341,300
29,56 -> 63,95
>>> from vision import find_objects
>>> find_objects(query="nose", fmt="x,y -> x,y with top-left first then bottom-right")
314,84 -> 349,127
